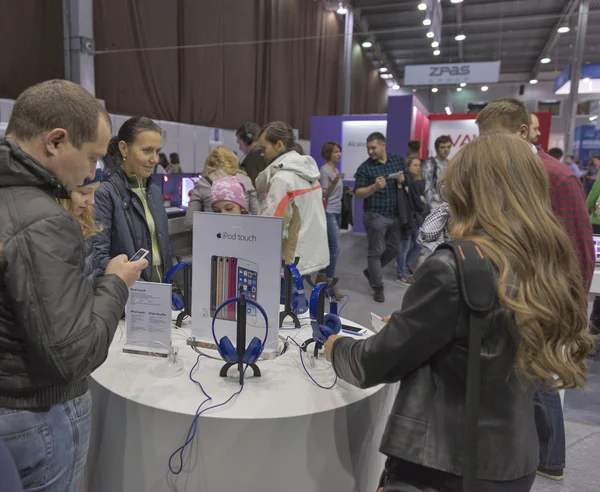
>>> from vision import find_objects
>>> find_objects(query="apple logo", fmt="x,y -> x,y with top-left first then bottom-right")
216,233 -> 222,239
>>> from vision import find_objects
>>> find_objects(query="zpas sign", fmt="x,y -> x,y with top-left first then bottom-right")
404,61 -> 501,85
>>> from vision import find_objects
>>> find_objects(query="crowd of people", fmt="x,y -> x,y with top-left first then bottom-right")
0,79 -> 596,492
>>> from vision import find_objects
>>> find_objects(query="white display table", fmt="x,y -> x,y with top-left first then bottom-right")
85,314 -> 397,492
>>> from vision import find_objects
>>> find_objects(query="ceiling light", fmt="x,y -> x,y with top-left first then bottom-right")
481,86 -> 489,92
380,73 -> 393,79
540,57 -> 551,64
412,88 -> 417,93
423,18 -> 432,26
455,34 -> 466,41
379,67 -> 388,73
433,50 -> 441,56
445,107 -> 452,115
418,2 -> 427,10
456,87 -> 462,92
529,79 -> 538,85
362,41 -> 373,48
426,31 -> 435,38
590,115 -> 598,121
584,77 -> 591,83
460,82 -> 467,87
431,87 -> 438,93
451,0 -> 464,3
431,41 -> 439,48
557,26 -> 570,34
392,83 -> 400,90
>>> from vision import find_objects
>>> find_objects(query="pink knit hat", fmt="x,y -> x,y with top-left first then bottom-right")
210,176 -> 248,211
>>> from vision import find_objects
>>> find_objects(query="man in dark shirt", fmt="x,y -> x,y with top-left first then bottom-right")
236,122 -> 268,186
354,132 -> 406,303
477,98 -> 595,482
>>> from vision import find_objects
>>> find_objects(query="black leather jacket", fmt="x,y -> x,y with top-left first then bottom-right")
331,249 -> 538,481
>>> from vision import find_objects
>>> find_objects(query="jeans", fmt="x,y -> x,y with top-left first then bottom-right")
397,228 -> 422,276
380,457 -> 536,492
324,212 -> 341,279
0,391 -> 92,491
534,387 -> 565,471
363,212 -> 401,289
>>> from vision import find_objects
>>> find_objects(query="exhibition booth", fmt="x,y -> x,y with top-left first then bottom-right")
85,212 -> 396,492
311,95 -> 552,234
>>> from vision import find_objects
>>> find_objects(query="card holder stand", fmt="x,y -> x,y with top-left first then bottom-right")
279,257 -> 302,329
301,277 -> 339,360
219,292 -> 261,385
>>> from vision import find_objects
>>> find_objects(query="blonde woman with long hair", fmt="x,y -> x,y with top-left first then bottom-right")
324,133 -> 593,492
185,146 -> 259,228
60,167 -> 104,283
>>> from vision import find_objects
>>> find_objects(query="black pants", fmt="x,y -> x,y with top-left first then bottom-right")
379,458 -> 536,492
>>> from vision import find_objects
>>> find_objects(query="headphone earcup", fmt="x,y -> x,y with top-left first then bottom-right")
296,293 -> 309,315
243,337 -> 263,365
172,292 -> 185,311
320,313 -> 342,338
218,336 -> 238,364
291,286 -> 299,313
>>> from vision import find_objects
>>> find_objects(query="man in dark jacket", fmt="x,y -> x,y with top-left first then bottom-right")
0,80 -> 147,491
236,122 -> 268,186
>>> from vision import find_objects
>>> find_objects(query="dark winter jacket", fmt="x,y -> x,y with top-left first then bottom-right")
93,168 -> 173,282
0,138 -> 129,409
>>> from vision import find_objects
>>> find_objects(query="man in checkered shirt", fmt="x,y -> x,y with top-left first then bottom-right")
354,132 -> 406,303
476,98 -> 595,483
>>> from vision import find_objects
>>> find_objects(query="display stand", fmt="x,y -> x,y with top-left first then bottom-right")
219,292 -> 261,385
300,278 -> 338,359
175,260 -> 192,328
279,257 -> 301,328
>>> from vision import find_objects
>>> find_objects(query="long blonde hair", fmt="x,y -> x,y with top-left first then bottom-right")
442,132 -> 593,389
203,146 -> 247,177
60,199 -> 102,239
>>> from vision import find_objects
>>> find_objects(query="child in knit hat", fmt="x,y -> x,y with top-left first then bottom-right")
210,176 -> 248,215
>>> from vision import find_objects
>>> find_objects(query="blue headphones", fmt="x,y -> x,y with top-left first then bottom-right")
165,262 -> 192,311
288,263 -> 309,315
310,282 -> 341,345
211,297 -> 269,365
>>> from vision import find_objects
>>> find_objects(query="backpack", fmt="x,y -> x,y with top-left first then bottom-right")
438,241 -> 496,492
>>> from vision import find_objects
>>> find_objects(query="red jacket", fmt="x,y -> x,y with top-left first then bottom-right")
537,148 -> 595,292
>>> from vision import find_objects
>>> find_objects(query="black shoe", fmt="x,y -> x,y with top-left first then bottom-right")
373,287 -> 385,303
363,269 -> 372,287
536,467 -> 564,481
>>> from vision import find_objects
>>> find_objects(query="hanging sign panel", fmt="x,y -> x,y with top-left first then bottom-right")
404,61 -> 501,86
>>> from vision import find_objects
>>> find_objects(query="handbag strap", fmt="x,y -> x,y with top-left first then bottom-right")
108,179 -> 141,254
437,240 -> 496,492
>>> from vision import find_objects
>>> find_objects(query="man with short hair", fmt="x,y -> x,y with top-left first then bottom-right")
236,122 -> 267,186
354,132 -> 405,303
476,98 -> 595,482
565,154 -> 581,178
0,80 -> 147,491
407,139 -> 421,157
422,135 -> 452,209
548,147 -> 564,161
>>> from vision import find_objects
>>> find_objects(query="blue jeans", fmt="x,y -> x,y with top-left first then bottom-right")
534,387 -> 565,471
397,228 -> 422,276
363,212 -> 401,289
0,391 -> 92,491
324,212 -> 341,279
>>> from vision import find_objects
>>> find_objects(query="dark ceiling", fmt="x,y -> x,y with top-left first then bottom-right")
352,0 -> 600,84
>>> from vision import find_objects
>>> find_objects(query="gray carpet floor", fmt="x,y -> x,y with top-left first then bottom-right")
334,231 -> 600,491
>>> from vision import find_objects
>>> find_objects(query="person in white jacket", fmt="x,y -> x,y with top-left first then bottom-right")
256,121 -> 329,276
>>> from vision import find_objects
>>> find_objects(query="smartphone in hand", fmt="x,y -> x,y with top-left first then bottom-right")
129,248 -> 149,262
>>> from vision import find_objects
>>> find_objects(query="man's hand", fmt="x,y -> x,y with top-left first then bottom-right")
105,254 -> 148,288
324,334 -> 344,361
396,171 -> 405,184
374,176 -> 386,190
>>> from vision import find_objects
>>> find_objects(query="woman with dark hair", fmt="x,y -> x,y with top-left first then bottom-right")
168,152 -> 182,174
154,153 -> 168,174
324,133 -> 592,492
94,116 -> 173,283
257,121 -> 328,275
315,141 -> 343,297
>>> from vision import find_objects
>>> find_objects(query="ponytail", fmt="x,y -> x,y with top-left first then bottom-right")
106,136 -> 122,166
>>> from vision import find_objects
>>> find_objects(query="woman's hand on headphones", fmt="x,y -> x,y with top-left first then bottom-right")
324,334 -> 343,362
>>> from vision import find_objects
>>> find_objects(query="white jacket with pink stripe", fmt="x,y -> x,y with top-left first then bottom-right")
257,150 -> 329,275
